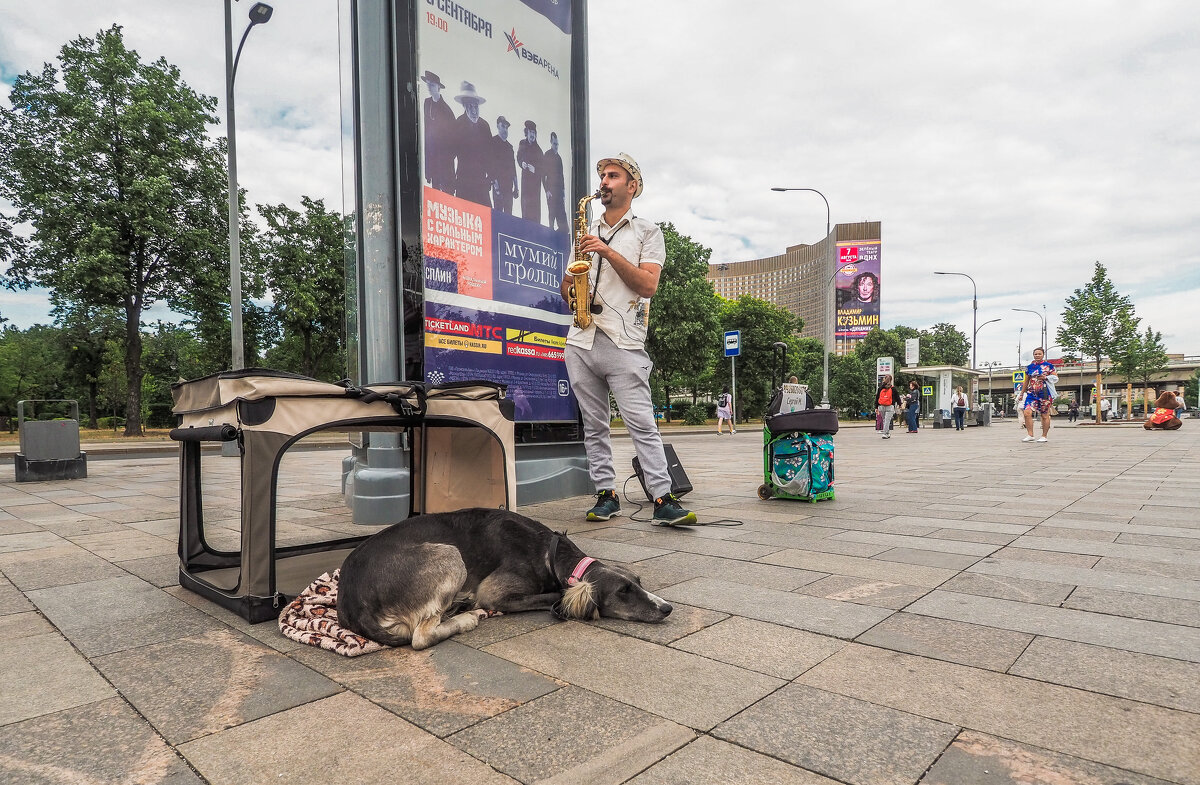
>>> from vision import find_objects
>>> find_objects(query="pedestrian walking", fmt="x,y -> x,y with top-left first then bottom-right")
875,375 -> 900,439
1100,397 -> 1111,422
1067,399 -> 1079,423
952,385 -> 969,431
716,386 -> 734,435
903,380 -> 921,433
1021,347 -> 1057,442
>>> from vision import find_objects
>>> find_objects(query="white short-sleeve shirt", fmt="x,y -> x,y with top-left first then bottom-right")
566,212 -> 666,351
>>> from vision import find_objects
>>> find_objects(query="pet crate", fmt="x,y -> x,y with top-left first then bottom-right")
170,369 -> 515,623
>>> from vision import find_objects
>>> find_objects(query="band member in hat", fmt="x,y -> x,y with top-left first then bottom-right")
451,81 -> 492,206
490,116 -> 518,214
560,153 -> 697,526
420,71 -> 455,193
517,120 -> 543,223
543,131 -> 568,232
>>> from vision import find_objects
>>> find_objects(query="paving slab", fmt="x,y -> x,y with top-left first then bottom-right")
856,612 -> 1034,671
968,556 -> 1200,601
662,576 -> 894,638
1,631 -> 115,726
670,615 -> 846,679
874,547 -> 984,570
93,627 -> 342,744
797,575 -> 930,609
713,683 -> 959,785
1009,636 -> 1200,713
920,729 -> 1175,785
627,735 -> 842,785
482,621 -> 782,730
448,686 -> 694,784
0,697 -> 202,785
592,601 -> 728,644
831,530 -> 1000,556
906,589 -> 1200,662
633,550 -> 827,593
938,571 -> 1074,605
1063,584 -> 1200,628
290,638 -> 560,737
798,644 -> 1200,785
179,691 -> 515,785
756,548 -> 958,588
27,574 -> 218,656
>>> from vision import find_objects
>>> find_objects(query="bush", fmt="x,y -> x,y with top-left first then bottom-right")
97,416 -> 125,431
682,404 -> 708,425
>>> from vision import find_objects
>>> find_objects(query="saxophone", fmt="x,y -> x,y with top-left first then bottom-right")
567,190 -> 601,329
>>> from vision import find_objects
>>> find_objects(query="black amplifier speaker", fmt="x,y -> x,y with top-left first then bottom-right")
632,443 -> 693,502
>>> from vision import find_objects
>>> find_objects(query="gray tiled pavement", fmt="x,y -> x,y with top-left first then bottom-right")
2,419 -> 1199,784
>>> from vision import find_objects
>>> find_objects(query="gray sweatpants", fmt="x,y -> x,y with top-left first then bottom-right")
879,405 -> 895,436
565,330 -> 672,498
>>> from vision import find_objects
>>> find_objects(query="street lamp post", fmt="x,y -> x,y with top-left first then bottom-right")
932,271 -> 977,368
771,187 -> 832,405
1012,307 -> 1047,353
225,0 -> 274,371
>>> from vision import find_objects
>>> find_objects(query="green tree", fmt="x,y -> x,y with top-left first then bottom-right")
256,196 -> 347,379
854,328 -> 906,373
52,300 -> 125,428
141,322 -> 208,427
1056,262 -> 1138,418
1184,369 -> 1198,412
719,295 -> 803,421
0,324 -> 67,428
829,352 -> 873,417
0,26 -> 229,435
645,223 -> 721,421
1110,325 -> 1170,404
919,322 -> 970,366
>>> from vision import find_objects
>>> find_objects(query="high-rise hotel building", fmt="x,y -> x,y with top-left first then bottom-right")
706,221 -> 881,356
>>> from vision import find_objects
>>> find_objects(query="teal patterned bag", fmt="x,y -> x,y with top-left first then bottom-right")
770,432 -> 834,497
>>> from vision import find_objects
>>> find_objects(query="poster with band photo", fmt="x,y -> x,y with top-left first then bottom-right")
418,0 -> 576,422
835,240 -> 882,339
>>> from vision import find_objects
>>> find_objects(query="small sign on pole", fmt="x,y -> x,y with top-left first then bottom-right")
905,338 -> 919,367
724,331 -> 740,357
876,356 -> 894,384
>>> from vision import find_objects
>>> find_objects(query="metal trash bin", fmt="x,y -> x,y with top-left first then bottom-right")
15,399 -> 88,482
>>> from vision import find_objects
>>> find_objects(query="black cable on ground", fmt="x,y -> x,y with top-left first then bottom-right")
619,474 -> 743,527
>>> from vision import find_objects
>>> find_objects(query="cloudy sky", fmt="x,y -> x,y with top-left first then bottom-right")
2,0 -> 1198,367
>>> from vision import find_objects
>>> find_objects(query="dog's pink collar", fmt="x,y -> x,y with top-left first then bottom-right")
567,557 -> 595,586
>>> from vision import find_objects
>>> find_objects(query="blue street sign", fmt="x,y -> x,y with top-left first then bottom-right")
724,330 -> 740,357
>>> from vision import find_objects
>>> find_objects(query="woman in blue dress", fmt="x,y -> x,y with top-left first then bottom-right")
1021,347 -> 1058,443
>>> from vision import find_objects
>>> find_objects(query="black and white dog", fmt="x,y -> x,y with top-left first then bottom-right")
337,508 -> 672,649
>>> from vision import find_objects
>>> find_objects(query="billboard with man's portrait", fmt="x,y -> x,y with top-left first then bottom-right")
417,0 -> 576,421
834,240 -> 881,339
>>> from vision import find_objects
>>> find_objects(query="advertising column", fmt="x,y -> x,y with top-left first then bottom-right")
418,0 -> 576,422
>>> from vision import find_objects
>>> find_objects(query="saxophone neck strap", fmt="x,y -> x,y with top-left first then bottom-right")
591,222 -> 628,293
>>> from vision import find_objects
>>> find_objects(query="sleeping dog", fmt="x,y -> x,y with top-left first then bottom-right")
337,507 -> 672,649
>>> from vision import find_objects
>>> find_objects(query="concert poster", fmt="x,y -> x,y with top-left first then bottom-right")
834,240 -> 882,340
417,0 -> 576,421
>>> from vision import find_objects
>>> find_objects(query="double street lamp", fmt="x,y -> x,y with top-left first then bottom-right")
225,0 -> 274,371
932,271 -> 979,368
771,187 -> 833,405
1012,307 -> 1047,353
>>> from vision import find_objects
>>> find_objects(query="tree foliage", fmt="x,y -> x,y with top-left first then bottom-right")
646,223 -> 721,421
256,196 -> 347,379
830,352 -> 873,417
1056,262 -> 1138,385
719,295 -> 803,420
920,322 -> 970,366
0,26 -> 228,435
1110,325 -> 1170,392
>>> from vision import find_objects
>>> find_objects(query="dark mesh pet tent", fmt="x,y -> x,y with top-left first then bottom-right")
170,370 -> 515,623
